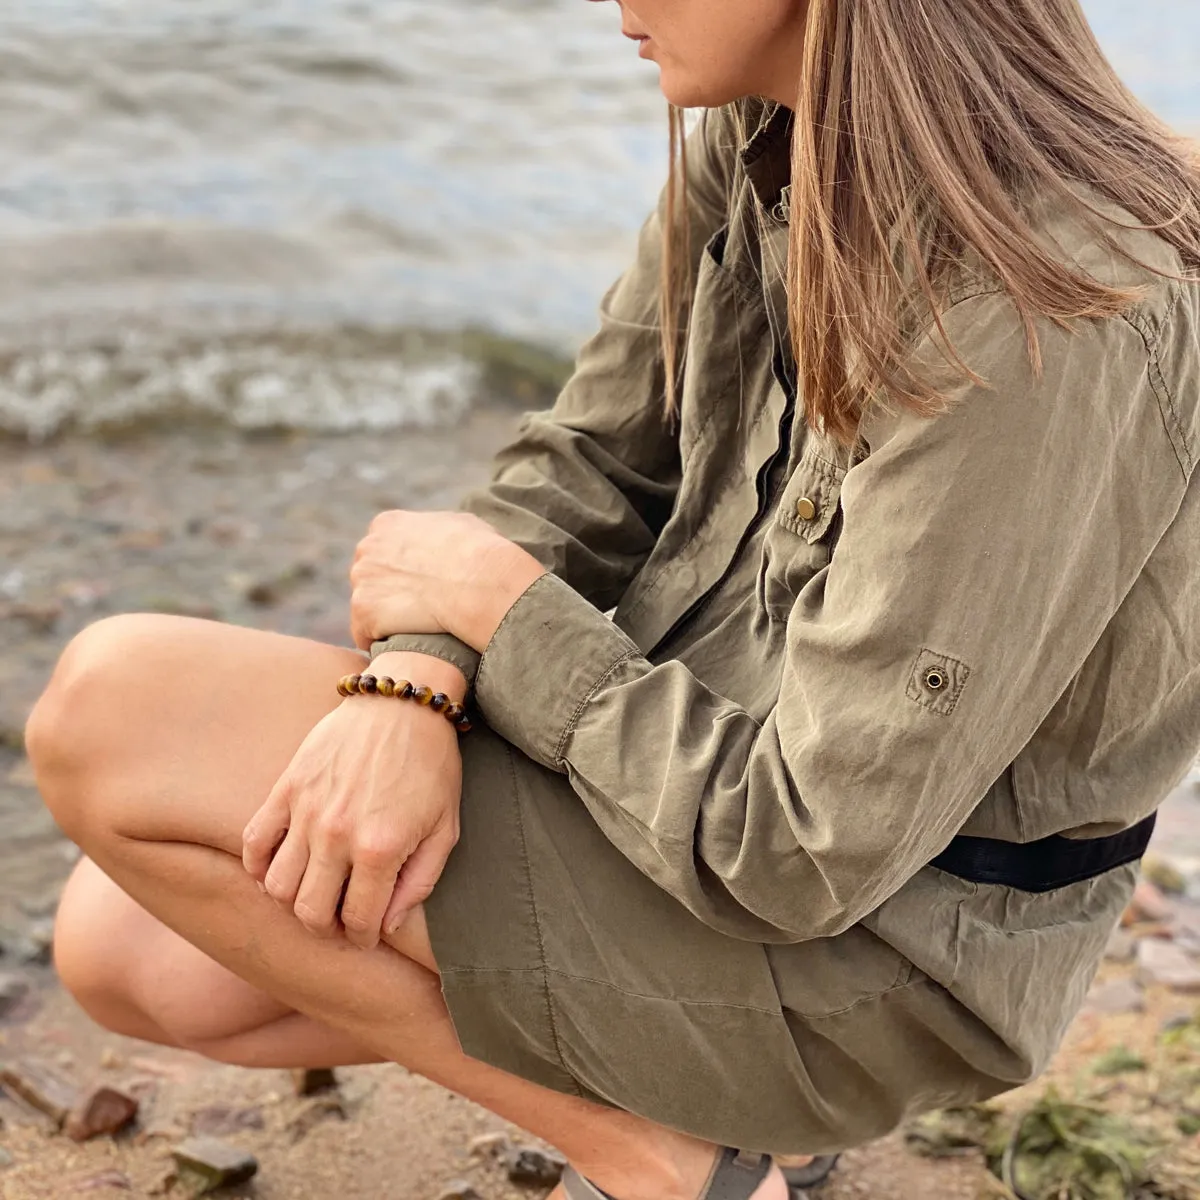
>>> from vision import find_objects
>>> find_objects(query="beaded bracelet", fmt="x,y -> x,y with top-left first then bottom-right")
337,673 -> 473,734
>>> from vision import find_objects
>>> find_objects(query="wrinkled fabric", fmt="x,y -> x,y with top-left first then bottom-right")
376,101 -> 1200,1083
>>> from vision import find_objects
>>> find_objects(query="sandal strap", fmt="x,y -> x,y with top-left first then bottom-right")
561,1148 -> 771,1200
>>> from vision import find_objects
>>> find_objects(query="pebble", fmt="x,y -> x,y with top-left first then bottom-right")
1085,976 -> 1146,1015
0,1147 -> 12,1169
64,1085 -> 139,1142
72,1168 -> 132,1191
1124,879 -> 1173,925
468,1131 -> 512,1160
291,1067 -> 338,1096
504,1145 -> 567,1188
435,1181 -> 482,1200
1137,938 -> 1200,993
99,1049 -> 123,1071
171,1137 -> 259,1194
0,972 -> 30,1018
0,1059 -> 80,1124
190,1104 -> 265,1137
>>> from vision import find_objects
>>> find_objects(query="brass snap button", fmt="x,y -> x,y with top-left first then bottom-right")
795,497 -> 818,522
923,667 -> 947,692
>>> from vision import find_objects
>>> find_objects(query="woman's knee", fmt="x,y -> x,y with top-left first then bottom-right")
26,613 -> 190,839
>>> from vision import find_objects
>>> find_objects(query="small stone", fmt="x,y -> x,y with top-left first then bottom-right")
1103,929 -> 1136,963
64,1085 -> 139,1141
285,1094 -> 345,1142
72,1168 -> 132,1191
1085,976 -> 1146,1015
1124,880 -> 1173,925
190,1104 -> 264,1137
99,1049 -> 123,1071
468,1131 -> 512,1160
436,1180 -> 482,1200
0,1147 -> 13,1169
504,1144 -> 567,1188
0,1059 -> 81,1124
1143,855 -> 1189,896
1160,1011 -> 1195,1034
171,1137 -> 259,1194
291,1067 -> 338,1096
0,973 -> 30,1018
1137,938 -> 1200,993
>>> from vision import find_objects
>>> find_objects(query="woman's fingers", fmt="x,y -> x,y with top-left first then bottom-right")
292,848 -> 351,938
241,785 -> 292,881
263,827 -> 310,906
382,824 -> 458,935
340,855 -> 401,951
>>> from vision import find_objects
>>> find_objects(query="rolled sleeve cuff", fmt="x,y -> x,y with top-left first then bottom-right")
369,633 -> 483,691
474,571 -> 643,768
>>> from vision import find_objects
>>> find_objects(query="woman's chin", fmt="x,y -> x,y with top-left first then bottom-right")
656,68 -> 737,111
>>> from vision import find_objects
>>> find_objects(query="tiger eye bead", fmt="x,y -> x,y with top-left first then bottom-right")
397,681 -> 414,700
360,674 -> 379,694
411,685 -> 434,706
347,674 -> 363,694
444,703 -> 465,723
430,692 -> 450,713
337,676 -> 353,697
454,715 -> 474,734
377,676 -> 396,697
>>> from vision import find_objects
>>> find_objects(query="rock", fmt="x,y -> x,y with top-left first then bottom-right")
285,1094 -> 345,1142
6,916 -> 56,966
64,1085 -> 139,1141
1137,938 -> 1200,993
468,1131 -> 513,1160
504,1145 -> 567,1188
0,1059 -> 81,1124
190,1104 -> 265,1137
99,1049 -> 123,1071
1103,929 -> 1136,963
1143,854 -> 1188,895
291,1067 -> 338,1096
171,1137 -> 259,1194
0,1147 -> 12,1169
1124,880 -> 1173,925
0,973 -> 30,1018
1085,977 -> 1145,1015
72,1169 -> 132,1191
436,1181 -> 482,1200
1160,1011 -> 1195,1034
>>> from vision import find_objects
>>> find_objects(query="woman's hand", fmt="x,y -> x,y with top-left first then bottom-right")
241,652 -> 466,950
350,510 -> 546,653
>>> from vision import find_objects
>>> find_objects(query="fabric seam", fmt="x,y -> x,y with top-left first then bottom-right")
504,743 -> 584,1097
1120,293 -> 1191,477
554,648 -> 644,766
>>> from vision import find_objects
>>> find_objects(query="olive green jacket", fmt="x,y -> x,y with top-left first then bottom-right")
375,102 -> 1200,1071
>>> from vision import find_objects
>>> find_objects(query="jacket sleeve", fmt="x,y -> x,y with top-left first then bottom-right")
468,291 -> 1187,942
371,107 -> 739,679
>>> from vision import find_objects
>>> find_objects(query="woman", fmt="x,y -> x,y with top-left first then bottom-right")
27,1 -> 1200,1198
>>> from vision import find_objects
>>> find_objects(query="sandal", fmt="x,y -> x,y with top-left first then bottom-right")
561,1147 -> 841,1200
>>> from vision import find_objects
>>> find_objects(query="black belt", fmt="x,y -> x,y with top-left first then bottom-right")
929,812 -> 1157,893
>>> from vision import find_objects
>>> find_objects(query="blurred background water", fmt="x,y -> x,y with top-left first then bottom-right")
0,0 -> 1196,438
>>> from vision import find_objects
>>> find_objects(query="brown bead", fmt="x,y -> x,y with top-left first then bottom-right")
337,676 -> 352,697
346,674 -> 362,694
377,677 -> 396,697
360,674 -> 378,694
430,692 -> 450,712
444,703 -> 465,723
397,681 -> 414,699
455,716 -> 474,734
411,685 -> 434,706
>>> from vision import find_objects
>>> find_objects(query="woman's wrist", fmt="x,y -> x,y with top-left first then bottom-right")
449,546 -> 547,652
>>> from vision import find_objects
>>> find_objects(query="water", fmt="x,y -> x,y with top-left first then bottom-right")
0,0 -> 1195,438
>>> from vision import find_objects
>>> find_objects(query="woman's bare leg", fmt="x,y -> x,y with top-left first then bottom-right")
27,615 -> 787,1200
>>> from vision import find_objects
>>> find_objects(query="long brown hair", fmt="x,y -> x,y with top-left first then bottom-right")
662,0 -> 1200,445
